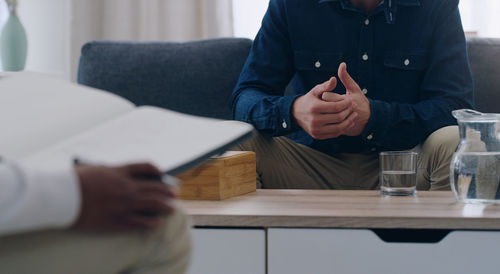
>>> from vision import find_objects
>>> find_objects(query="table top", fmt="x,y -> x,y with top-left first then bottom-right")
179,190 -> 500,230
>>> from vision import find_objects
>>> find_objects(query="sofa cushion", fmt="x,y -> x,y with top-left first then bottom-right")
78,38 -> 252,120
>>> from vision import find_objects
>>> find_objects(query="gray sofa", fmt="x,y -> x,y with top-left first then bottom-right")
78,37 -> 500,117
78,38 -> 252,120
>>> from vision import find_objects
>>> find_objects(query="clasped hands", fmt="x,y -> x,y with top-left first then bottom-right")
292,62 -> 371,140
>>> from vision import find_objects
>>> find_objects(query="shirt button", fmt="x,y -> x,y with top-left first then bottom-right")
404,59 -> 410,66
362,53 -> 369,61
367,134 -> 374,140
282,120 -> 288,129
365,19 -> 370,25
362,88 -> 368,94
315,61 -> 321,68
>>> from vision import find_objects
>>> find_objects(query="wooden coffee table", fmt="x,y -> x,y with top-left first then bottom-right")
181,190 -> 500,274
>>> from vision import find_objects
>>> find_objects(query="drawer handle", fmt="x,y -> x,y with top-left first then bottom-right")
372,229 -> 451,243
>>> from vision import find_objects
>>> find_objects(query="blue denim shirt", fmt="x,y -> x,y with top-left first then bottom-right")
231,0 -> 474,155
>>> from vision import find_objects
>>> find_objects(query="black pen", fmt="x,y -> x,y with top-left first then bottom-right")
73,157 -> 180,188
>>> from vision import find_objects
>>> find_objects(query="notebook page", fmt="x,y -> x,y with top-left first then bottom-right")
0,72 -> 135,160
21,106 -> 254,174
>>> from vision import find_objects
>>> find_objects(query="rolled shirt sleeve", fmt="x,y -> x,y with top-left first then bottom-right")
0,161 -> 81,236
231,0 -> 300,136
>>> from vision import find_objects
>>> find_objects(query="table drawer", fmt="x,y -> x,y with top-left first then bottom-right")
188,228 -> 266,274
268,228 -> 500,274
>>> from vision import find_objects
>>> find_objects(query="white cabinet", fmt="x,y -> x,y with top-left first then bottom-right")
188,228 -> 266,274
268,228 -> 500,274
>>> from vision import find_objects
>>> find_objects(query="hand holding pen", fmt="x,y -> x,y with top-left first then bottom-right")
72,161 -> 180,231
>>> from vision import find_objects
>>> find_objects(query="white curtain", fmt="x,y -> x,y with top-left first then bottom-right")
70,0 -> 234,80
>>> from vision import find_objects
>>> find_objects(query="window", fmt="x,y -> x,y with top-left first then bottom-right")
232,0 -> 500,39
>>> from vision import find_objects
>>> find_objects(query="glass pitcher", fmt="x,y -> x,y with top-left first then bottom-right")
451,109 -> 500,203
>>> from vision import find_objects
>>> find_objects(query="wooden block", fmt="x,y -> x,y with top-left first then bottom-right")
178,151 -> 256,200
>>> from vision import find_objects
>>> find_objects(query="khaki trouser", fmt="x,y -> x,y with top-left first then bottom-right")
238,126 -> 459,191
0,208 -> 192,274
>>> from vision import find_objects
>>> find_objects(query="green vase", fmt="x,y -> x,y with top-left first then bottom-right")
0,5 -> 28,71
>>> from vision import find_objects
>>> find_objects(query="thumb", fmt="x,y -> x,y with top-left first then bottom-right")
311,77 -> 337,98
338,62 -> 360,92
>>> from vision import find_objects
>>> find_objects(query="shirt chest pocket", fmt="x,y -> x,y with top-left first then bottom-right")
384,50 -> 428,71
380,50 -> 428,102
294,51 -> 344,91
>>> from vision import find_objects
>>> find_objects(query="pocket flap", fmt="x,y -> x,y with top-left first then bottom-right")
294,51 -> 343,71
384,51 -> 427,71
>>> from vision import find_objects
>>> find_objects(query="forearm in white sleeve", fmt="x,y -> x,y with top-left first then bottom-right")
0,160 -> 81,236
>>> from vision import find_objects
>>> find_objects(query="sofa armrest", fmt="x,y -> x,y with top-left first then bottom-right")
467,37 -> 500,113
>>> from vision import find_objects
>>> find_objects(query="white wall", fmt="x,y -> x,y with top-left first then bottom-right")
459,0 -> 500,38
232,0 -> 268,39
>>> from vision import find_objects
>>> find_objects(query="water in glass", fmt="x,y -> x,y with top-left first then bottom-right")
381,170 -> 417,196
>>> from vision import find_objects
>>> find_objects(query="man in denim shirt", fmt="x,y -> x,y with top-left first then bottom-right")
231,0 -> 473,190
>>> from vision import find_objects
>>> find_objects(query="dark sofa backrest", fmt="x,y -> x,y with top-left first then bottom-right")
467,38 -> 500,113
78,37 -> 500,119
78,38 -> 252,120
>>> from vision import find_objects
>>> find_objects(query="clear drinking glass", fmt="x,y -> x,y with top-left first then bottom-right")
379,151 -> 418,196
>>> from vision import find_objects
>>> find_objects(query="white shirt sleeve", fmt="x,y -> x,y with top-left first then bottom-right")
0,160 -> 81,236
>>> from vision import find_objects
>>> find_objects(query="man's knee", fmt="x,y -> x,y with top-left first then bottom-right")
234,131 -> 279,166
422,126 -> 459,157
419,126 -> 459,190
235,130 -> 273,152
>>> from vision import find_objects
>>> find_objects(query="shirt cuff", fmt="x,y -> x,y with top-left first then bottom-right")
275,94 -> 302,135
361,98 -> 391,147
0,162 -> 81,235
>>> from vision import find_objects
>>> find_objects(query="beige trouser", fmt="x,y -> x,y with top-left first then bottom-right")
0,208 -> 192,274
238,126 -> 459,191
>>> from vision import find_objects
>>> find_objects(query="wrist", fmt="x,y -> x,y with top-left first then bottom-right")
291,95 -> 305,126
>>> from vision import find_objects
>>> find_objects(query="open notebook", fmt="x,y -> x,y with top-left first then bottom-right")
0,72 -> 253,175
